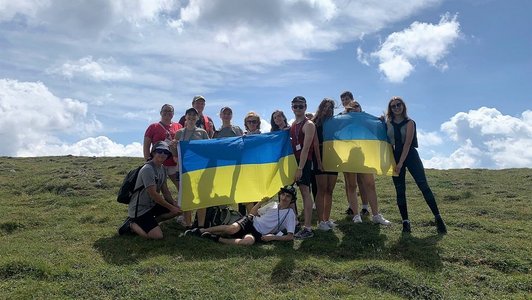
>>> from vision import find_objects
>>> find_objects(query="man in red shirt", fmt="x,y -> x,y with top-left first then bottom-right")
143,104 -> 182,193
289,96 -> 316,239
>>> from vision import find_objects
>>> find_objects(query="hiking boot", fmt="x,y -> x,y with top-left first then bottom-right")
360,208 -> 370,217
402,220 -> 411,233
352,214 -> 363,223
372,214 -> 392,226
184,227 -> 202,237
435,215 -> 447,234
294,227 -> 314,239
118,217 -> 131,235
345,207 -> 354,215
201,232 -> 220,242
325,220 -> 337,228
317,221 -> 331,231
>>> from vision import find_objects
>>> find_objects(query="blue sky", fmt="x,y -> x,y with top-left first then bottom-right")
0,0 -> 530,168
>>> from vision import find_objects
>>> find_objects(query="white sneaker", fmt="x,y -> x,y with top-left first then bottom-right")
175,215 -> 186,226
317,221 -> 331,231
372,214 -> 391,226
352,214 -> 362,223
325,220 -> 337,228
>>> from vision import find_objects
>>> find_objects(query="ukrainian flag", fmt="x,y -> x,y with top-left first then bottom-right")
178,131 -> 297,210
322,112 -> 396,176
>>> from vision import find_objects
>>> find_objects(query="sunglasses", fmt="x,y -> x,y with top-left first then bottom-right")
292,104 -> 305,109
155,149 -> 170,156
390,102 -> 403,109
246,119 -> 259,124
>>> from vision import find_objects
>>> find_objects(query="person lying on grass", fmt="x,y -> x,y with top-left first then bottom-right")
118,141 -> 181,239
184,185 -> 297,246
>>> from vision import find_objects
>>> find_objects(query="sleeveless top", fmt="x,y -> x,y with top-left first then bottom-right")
387,118 -> 418,150
290,119 -> 313,161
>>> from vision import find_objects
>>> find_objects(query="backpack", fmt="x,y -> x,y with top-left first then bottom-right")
195,206 -> 243,228
116,165 -> 144,204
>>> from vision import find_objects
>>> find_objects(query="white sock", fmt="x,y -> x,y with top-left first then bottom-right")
362,204 -> 369,210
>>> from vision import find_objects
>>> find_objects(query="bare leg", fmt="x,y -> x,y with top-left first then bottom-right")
299,184 -> 313,228
130,223 -> 163,240
201,223 -> 240,236
357,174 -> 369,208
218,234 -> 255,246
315,174 -> 327,222
245,202 -> 256,214
323,174 -> 338,221
344,172 -> 359,214
196,208 -> 207,227
183,211 -> 193,227
358,173 -> 379,215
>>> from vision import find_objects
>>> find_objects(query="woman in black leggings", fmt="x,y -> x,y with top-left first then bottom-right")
386,96 -> 447,234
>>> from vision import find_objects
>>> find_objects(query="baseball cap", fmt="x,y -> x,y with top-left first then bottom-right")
192,95 -> 205,103
152,141 -> 171,155
185,107 -> 199,115
292,96 -> 306,104
220,106 -> 232,114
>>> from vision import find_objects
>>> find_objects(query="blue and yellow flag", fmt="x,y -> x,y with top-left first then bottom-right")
178,131 -> 297,210
322,112 -> 396,176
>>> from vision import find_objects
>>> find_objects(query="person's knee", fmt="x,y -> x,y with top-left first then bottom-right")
240,236 -> 255,246
147,227 -> 164,240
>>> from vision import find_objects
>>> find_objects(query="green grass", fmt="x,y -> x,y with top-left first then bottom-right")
0,156 -> 530,299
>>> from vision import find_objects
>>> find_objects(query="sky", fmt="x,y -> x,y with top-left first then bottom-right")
0,0 -> 531,169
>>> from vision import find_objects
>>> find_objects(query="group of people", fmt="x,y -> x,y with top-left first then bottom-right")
118,91 -> 447,245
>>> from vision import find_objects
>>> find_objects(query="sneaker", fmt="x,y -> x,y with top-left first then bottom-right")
360,208 -> 370,217
435,215 -> 447,234
345,207 -> 354,215
317,221 -> 331,231
201,232 -> 220,242
402,220 -> 411,233
372,214 -> 392,226
352,214 -> 363,223
294,227 -> 314,239
118,217 -> 131,235
184,227 -> 202,237
325,220 -> 337,228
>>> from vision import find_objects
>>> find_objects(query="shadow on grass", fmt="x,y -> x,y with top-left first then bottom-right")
389,233 -> 444,271
93,217 -> 443,273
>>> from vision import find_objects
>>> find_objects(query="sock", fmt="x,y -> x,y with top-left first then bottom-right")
403,219 -> 410,224
362,204 -> 368,210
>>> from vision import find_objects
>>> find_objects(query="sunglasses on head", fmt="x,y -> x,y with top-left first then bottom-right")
292,104 -> 305,109
246,119 -> 259,124
390,102 -> 403,109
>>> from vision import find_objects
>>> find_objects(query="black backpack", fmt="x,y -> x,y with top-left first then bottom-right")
194,206 -> 243,228
116,165 -> 144,204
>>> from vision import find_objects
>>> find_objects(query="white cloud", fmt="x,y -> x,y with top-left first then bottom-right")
366,13 -> 460,82
17,136 -> 142,157
47,56 -> 131,81
417,129 -> 443,146
423,108 -> 532,169
0,78 -> 103,155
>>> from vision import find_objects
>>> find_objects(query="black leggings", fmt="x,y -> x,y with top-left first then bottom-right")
392,147 -> 440,221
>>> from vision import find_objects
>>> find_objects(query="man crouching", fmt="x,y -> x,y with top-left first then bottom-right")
118,141 -> 181,239
184,185 -> 297,246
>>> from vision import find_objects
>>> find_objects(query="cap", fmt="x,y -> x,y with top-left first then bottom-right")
279,185 -> 297,201
152,141 -> 171,155
220,106 -> 232,114
292,96 -> 306,104
185,107 -> 199,115
192,95 -> 205,103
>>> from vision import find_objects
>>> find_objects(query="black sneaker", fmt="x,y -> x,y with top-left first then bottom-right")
184,227 -> 202,237
118,217 -> 131,235
402,221 -> 411,233
360,208 -> 370,217
435,215 -> 447,234
345,207 -> 354,215
201,232 -> 220,242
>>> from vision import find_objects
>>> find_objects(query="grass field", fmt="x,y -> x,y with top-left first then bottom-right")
0,156 -> 530,299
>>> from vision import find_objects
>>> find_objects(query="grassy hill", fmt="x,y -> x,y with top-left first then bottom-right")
0,156 -> 530,299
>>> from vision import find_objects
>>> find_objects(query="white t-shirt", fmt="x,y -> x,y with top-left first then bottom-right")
253,203 -> 296,235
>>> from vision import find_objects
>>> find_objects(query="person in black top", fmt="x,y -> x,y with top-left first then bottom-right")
386,96 -> 447,234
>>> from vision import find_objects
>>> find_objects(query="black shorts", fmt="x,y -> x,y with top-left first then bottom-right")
132,204 -> 170,233
296,159 -> 312,186
233,215 -> 262,241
